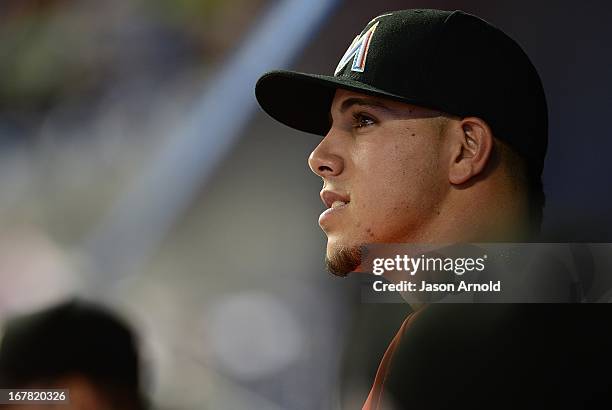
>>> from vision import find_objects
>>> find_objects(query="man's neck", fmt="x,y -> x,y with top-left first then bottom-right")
410,183 -> 531,243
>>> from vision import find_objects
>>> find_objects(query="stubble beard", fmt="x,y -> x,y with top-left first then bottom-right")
325,245 -> 363,277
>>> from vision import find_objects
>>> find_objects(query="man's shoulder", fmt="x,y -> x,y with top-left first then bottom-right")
383,304 -> 612,408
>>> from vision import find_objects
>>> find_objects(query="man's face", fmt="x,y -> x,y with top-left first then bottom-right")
308,89 -> 450,275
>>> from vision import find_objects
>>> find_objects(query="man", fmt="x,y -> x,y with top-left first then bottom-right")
256,9 -> 610,409
0,299 -> 148,410
257,9 -> 546,270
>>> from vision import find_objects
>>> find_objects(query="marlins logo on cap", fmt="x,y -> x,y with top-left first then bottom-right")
334,21 -> 379,76
333,13 -> 393,76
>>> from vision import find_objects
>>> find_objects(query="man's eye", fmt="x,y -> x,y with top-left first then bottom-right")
352,113 -> 376,129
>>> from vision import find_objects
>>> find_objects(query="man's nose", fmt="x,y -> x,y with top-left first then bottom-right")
308,132 -> 344,178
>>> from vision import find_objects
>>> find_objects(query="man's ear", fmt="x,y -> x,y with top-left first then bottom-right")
447,117 -> 493,185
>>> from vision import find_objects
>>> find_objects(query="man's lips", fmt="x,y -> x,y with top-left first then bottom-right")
320,190 -> 350,209
319,190 -> 350,226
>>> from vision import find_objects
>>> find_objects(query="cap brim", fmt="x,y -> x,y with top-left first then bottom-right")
255,70 -> 419,136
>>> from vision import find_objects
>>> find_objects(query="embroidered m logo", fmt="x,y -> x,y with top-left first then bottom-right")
334,21 -> 380,76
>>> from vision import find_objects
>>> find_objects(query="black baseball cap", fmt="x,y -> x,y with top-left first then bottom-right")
255,9 -> 548,175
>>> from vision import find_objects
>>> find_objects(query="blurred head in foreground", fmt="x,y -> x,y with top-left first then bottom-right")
256,9 -> 548,275
0,299 -> 147,410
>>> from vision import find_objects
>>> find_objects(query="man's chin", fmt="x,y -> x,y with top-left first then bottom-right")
325,244 -> 362,277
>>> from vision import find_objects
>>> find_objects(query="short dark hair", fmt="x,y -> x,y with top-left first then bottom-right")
496,138 -> 545,236
0,299 -> 148,410
526,166 -> 546,235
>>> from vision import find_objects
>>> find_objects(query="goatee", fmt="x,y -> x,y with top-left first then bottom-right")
325,246 -> 362,277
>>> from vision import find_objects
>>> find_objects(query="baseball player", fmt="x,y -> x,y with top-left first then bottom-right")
257,9 -> 545,273
256,8 -> 610,410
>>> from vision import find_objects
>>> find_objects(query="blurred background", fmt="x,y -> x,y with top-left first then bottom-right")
0,0 -> 610,409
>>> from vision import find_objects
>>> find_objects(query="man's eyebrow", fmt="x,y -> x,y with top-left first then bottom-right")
339,97 -> 396,113
327,96 -> 400,127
